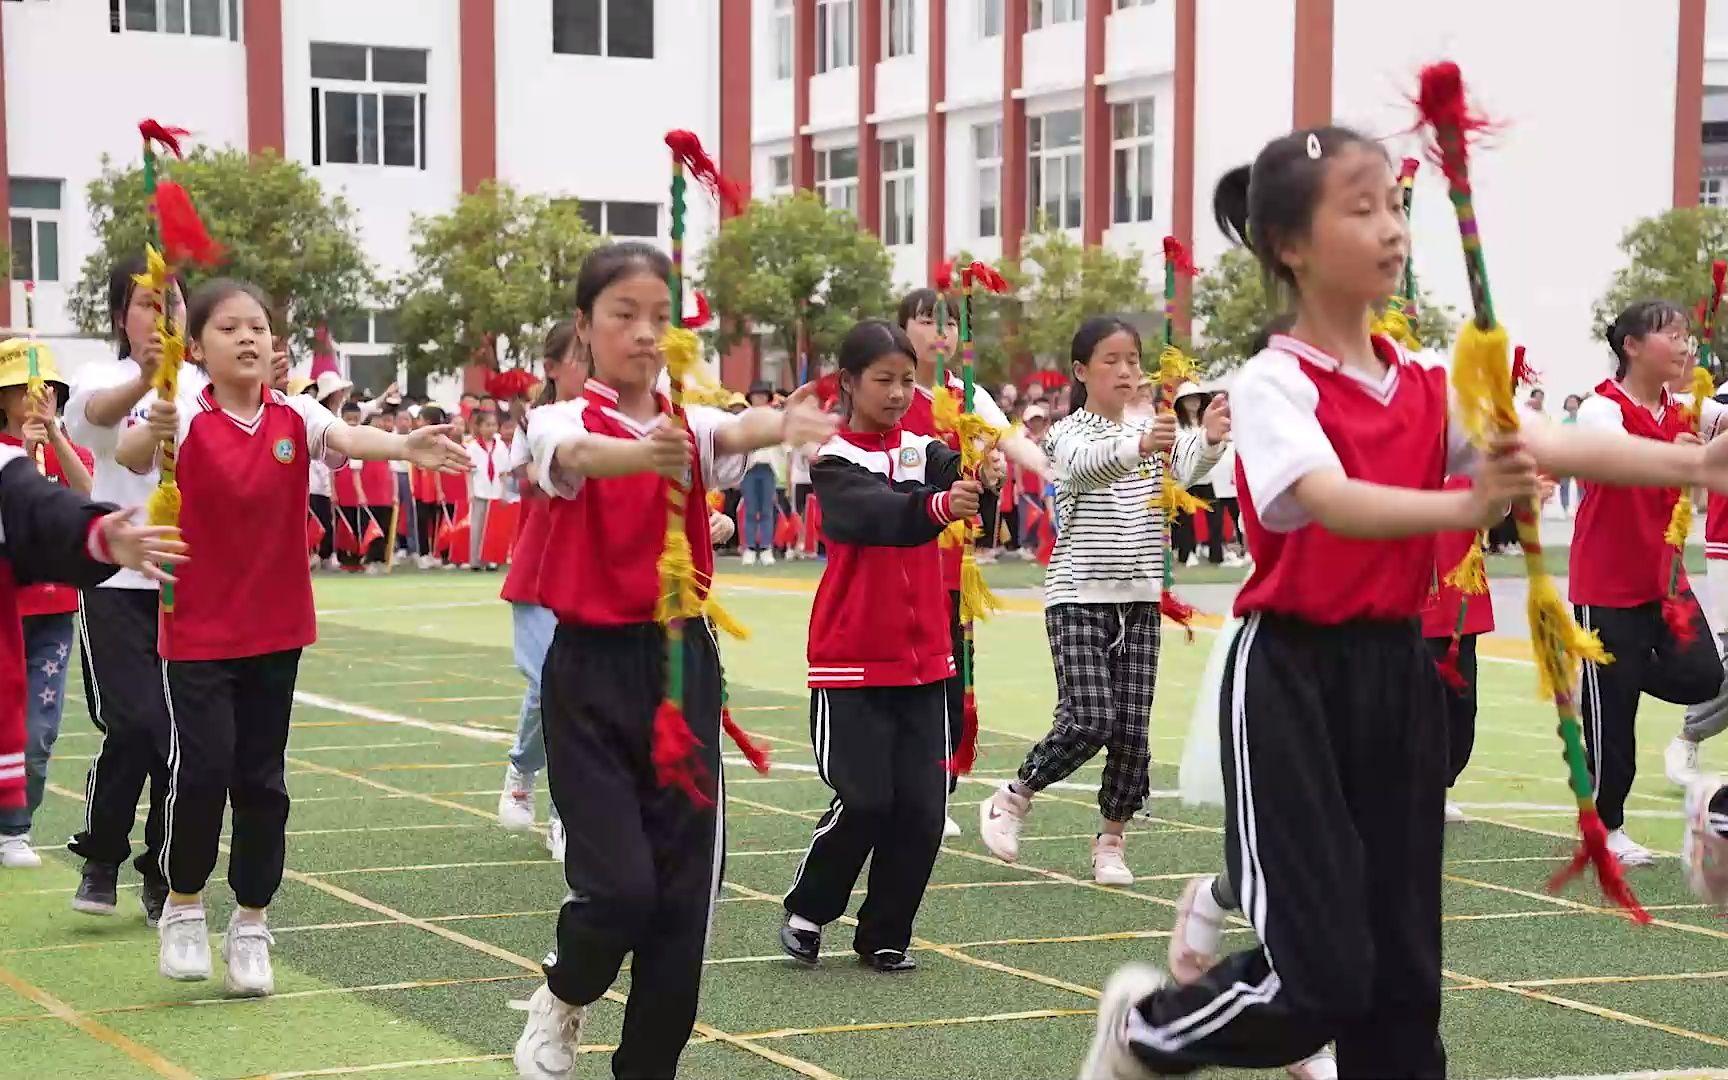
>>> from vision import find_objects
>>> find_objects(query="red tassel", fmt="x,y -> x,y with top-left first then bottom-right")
722,709 -> 771,775
651,699 -> 714,808
1398,156 -> 1421,182
1160,592 -> 1199,642
962,260 -> 1009,294
1434,636 -> 1467,691
945,689 -> 980,777
154,181 -> 223,267
934,259 -> 954,291
1161,236 -> 1200,276
664,130 -> 748,213
1713,260 -> 1727,307
1547,808 -> 1652,923
1663,594 -> 1699,647
1413,61 -> 1497,189
1511,345 -> 1540,388
139,119 -> 191,158
683,290 -> 713,329
485,368 -> 540,402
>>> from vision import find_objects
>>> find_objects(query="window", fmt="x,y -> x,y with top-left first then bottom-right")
769,154 -> 794,196
772,0 -> 793,79
979,0 -> 1003,37
332,309 -> 401,346
815,146 -> 859,214
8,177 -> 62,283
564,199 -> 661,238
552,0 -> 654,58
816,0 -> 855,74
973,122 -> 1002,238
1114,0 -> 1154,7
1704,178 -> 1726,208
886,0 -> 915,57
881,137 -> 916,247
1112,97 -> 1155,224
1028,110 -> 1083,230
1028,0 -> 1082,29
110,0 -> 240,39
310,43 -> 429,169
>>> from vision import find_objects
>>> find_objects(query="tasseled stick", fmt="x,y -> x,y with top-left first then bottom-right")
1663,593 -> 1700,647
155,181 -> 224,267
652,700 -> 714,808
945,688 -> 980,777
1159,592 -> 1198,642
1434,634 -> 1467,691
722,710 -> 771,775
1548,808 -> 1652,923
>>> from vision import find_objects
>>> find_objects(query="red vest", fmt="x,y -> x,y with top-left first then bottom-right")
1421,478 -> 1496,638
333,459 -> 362,508
501,496 -> 549,605
1570,380 -> 1692,607
359,459 -> 395,505
162,386 -> 318,661
0,434 -> 92,617
1708,491 -> 1728,562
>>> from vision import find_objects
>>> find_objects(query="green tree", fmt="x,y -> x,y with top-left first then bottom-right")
697,192 -> 895,376
1192,247 -> 1456,373
390,183 -> 601,375
69,149 -> 372,353
1593,207 -> 1728,355
1002,223 -> 1157,370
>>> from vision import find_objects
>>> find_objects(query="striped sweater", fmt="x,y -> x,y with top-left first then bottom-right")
1041,408 -> 1221,607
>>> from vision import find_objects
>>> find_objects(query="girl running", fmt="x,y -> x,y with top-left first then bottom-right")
116,279 -> 469,997
1571,301 -> 1727,865
779,319 -> 992,974
510,242 -> 834,1080
1080,126 -> 1728,1080
979,317 -> 1227,886
0,339 -> 94,869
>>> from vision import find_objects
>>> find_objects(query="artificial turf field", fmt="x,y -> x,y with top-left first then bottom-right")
4,567 -> 1728,1080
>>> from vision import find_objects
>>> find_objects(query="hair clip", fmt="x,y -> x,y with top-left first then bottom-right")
1306,133 -> 1323,160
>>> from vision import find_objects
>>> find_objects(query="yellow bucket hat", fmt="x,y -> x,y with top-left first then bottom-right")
0,338 -> 70,406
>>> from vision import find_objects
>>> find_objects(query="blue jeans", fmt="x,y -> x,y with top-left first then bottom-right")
508,603 -> 557,777
742,464 -> 776,552
0,613 -> 76,836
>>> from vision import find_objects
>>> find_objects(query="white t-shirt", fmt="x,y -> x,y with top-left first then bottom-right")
65,358 -> 208,590
529,399 -> 747,499
467,438 -> 512,501
309,459 -> 332,498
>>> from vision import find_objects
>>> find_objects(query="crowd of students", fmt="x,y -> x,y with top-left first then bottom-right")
8,119 -> 1728,1080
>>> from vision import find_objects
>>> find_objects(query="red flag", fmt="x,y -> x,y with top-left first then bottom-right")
773,511 -> 799,548
306,511 -> 326,555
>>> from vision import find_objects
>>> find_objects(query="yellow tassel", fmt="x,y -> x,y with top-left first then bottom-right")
1155,344 -> 1195,388
654,525 -> 703,624
1526,573 -> 1612,701
1665,495 -> 1694,549
1443,539 -> 1488,596
703,595 -> 750,640
146,482 -> 181,529
1369,298 -> 1422,352
1155,473 -> 1211,516
932,386 -> 961,435
659,326 -> 701,385
937,519 -> 968,549
958,551 -> 1001,622
1449,320 -> 1516,447
1689,365 -> 1717,424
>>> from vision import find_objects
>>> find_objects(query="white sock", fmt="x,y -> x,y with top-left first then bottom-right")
233,907 -> 267,927
164,897 -> 204,918
788,914 -> 820,933
1192,878 -> 1225,924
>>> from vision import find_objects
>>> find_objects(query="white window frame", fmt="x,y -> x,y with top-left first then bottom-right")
114,0 -> 240,40
815,146 -> 859,215
1114,0 -> 1154,8
978,0 -> 1003,37
816,0 -> 855,74
973,121 -> 1002,239
769,153 -> 794,197
311,45 -> 428,171
885,0 -> 915,58
1028,0 -> 1082,30
1028,109 -> 1084,231
8,178 -> 63,284
772,0 -> 794,79
881,137 -> 916,247
1704,177 -> 1726,208
550,0 -> 655,59
1111,97 -> 1155,225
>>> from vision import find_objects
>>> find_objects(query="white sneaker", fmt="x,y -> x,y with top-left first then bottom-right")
1667,736 -> 1702,787
1079,962 -> 1167,1080
943,814 -> 962,839
1222,552 -> 1246,568
222,913 -> 275,996
1093,834 -> 1134,886
325,556 -> 341,571
979,785 -> 1031,863
547,817 -> 567,862
741,549 -> 758,566
0,834 -> 42,869
158,904 -> 211,981
1167,877 -> 1223,984
1606,828 -> 1656,867
760,550 -> 776,567
1444,801 -> 1468,824
514,983 -> 586,1080
364,564 -> 383,576
1682,775 -> 1728,906
417,554 -> 435,570
1288,1046 -> 1339,1079
1185,553 -> 1201,567
498,766 -> 536,830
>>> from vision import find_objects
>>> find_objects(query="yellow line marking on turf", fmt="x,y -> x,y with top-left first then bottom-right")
304,859 -> 552,877
253,1054 -> 512,1078
349,761 -> 498,772
282,822 -> 496,838
0,975 -> 542,1025
0,965 -> 199,1079
1443,872 -> 1728,944
408,695 -> 520,704
286,756 -> 547,835
1442,967 -> 1728,1048
737,1007 -> 1096,1040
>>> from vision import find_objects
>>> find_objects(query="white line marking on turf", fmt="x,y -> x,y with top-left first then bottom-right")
1490,1072 -> 1728,1080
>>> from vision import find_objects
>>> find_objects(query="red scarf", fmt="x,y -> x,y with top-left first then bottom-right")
477,437 -> 496,483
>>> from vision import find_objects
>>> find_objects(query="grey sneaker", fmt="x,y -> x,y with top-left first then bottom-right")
71,861 -> 118,916
1079,963 -> 1167,1080
140,876 -> 169,928
513,984 -> 585,1080
158,904 -> 211,981
221,913 -> 275,996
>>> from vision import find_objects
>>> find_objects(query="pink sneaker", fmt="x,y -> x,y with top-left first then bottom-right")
1093,834 -> 1134,886
979,785 -> 1031,863
1684,774 -> 1728,907
1288,1046 -> 1337,1079
1167,877 -> 1223,983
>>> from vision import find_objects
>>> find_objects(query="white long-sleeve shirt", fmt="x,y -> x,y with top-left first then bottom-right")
466,437 -> 511,501
1041,408 -> 1222,607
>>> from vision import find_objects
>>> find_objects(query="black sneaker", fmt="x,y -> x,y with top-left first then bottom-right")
779,919 -> 821,965
858,949 -> 917,973
140,875 -> 169,928
71,861 -> 118,916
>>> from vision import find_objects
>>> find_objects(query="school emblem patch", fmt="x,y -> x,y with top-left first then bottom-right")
273,437 -> 296,464
899,445 -> 923,469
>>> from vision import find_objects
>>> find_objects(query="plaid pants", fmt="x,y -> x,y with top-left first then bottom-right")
1018,602 -> 1159,822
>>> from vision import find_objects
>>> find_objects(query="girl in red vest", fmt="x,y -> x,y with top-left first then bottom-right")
1084,127 -> 1728,1080
116,279 -> 469,998
512,242 -> 834,1080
